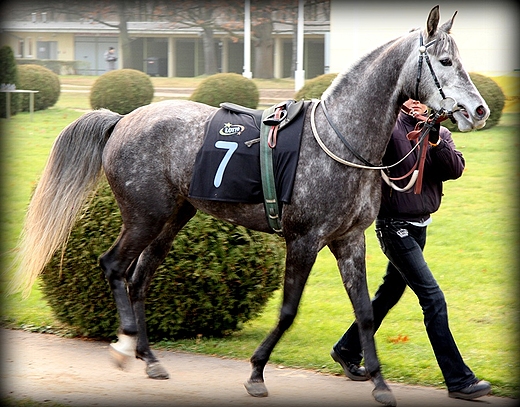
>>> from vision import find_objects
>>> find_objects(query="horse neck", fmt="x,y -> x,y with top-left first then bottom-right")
321,34 -> 417,164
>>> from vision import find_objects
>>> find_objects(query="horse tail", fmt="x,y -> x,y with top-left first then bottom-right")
8,109 -> 123,297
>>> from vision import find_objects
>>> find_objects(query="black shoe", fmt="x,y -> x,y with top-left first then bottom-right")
330,348 -> 369,381
448,380 -> 491,400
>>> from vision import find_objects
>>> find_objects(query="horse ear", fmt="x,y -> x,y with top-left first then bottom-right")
426,5 -> 440,38
440,11 -> 458,33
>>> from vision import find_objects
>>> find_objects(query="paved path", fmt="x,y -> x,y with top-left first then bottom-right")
1,328 -> 515,407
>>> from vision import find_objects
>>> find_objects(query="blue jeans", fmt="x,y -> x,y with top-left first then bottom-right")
335,218 -> 477,391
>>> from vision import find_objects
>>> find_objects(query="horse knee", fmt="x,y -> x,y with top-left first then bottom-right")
355,303 -> 374,327
279,305 -> 297,331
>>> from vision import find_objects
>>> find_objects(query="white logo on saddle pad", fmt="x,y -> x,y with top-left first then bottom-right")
219,122 -> 245,136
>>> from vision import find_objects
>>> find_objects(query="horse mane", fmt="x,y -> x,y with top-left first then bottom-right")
426,10 -> 458,58
324,16 -> 459,106
321,30 -> 419,118
427,27 -> 458,58
322,31 -> 416,101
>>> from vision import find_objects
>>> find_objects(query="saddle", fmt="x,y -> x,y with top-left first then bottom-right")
220,100 -> 305,133
188,99 -> 309,234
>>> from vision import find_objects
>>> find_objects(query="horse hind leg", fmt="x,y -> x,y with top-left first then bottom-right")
127,202 -> 197,380
329,236 -> 396,407
99,229 -> 147,368
99,209 -> 177,370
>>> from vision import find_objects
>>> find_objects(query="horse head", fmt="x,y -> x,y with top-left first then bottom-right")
414,6 -> 489,132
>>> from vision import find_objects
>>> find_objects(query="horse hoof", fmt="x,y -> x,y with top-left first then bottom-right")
146,362 -> 170,380
244,380 -> 268,397
110,334 -> 136,356
372,388 -> 397,406
109,344 -> 131,369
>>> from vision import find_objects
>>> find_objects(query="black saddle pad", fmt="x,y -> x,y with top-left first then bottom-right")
188,103 -> 308,204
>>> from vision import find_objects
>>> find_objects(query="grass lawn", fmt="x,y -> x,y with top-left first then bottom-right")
1,87 -> 518,399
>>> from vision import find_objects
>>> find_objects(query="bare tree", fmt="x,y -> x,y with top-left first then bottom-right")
155,0 -> 244,76
251,0 -> 329,79
156,1 -> 222,75
4,0 -> 329,78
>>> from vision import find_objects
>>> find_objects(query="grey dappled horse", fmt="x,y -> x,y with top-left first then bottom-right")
11,6 -> 488,406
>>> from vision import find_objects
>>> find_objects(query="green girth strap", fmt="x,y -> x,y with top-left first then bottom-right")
260,105 -> 283,234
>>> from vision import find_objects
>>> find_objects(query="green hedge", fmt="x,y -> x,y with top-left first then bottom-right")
0,46 -> 21,117
17,64 -> 60,111
90,69 -> 154,114
294,73 -> 338,100
16,58 -> 79,75
190,73 -> 259,108
41,179 -> 285,340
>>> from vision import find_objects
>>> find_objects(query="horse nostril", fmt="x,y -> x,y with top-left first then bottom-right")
476,105 -> 487,119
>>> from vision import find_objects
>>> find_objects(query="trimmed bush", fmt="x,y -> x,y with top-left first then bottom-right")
90,69 -> 154,114
294,73 -> 338,100
444,72 -> 505,132
41,179 -> 285,340
16,58 -> 79,75
0,46 -> 21,117
190,73 -> 259,108
17,64 -> 60,112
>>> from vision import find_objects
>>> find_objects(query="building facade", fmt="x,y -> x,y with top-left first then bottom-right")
0,7 -> 329,79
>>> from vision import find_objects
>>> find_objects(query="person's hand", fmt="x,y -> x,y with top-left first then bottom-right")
428,122 -> 441,145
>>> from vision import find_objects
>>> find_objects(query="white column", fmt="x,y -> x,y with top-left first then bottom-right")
243,0 -> 252,79
274,37 -> 283,79
168,37 -> 176,77
221,38 -> 229,73
324,32 -> 330,74
295,0 -> 305,91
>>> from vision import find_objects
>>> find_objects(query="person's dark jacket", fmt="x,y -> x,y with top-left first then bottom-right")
378,111 -> 465,222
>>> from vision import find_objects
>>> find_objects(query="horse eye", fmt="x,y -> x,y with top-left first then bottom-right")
440,58 -> 452,66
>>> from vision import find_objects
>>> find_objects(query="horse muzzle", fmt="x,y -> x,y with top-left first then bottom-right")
451,103 -> 489,132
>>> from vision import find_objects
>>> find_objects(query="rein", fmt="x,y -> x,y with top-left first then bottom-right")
310,100 -> 421,171
311,31 -> 456,193
320,99 -> 375,167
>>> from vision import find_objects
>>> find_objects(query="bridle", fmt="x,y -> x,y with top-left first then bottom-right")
415,33 -> 444,101
415,32 -> 460,122
310,31 -> 459,193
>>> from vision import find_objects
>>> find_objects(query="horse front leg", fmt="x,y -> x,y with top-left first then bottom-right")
329,235 -> 396,407
245,237 -> 318,397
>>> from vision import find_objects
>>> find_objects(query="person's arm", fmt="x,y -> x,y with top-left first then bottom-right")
428,124 -> 465,181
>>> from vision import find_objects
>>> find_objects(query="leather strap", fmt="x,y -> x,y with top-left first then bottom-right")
405,121 -> 434,194
260,105 -> 284,234
320,99 -> 375,167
